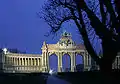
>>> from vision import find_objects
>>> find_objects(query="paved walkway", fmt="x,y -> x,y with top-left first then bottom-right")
47,75 -> 71,84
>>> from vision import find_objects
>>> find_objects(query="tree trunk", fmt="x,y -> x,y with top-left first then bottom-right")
100,39 -> 117,73
99,58 -> 112,73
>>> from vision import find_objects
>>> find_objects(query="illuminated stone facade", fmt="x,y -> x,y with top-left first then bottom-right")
41,31 -> 92,72
2,53 -> 42,73
1,31 -> 93,73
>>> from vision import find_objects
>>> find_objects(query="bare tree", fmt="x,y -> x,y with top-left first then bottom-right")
39,0 -> 120,72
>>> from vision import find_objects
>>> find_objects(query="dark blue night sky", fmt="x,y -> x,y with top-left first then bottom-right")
0,0 -> 101,71
0,0 -> 82,54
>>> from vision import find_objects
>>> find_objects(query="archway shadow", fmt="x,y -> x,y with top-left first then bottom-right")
62,54 -> 71,72
49,54 -> 58,72
75,54 -> 84,72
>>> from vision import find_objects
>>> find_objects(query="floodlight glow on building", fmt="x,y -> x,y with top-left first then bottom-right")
49,69 -> 53,75
2,48 -> 7,54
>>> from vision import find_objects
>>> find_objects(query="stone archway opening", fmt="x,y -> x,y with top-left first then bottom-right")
62,53 -> 71,72
49,54 -> 58,72
75,54 -> 84,72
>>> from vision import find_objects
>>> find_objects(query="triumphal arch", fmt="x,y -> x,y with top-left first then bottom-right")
41,31 -> 91,72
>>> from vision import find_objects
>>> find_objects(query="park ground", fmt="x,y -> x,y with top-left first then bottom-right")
0,71 -> 120,84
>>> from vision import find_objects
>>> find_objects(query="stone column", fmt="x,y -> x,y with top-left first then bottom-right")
87,54 -> 90,71
42,53 -> 44,69
45,52 -> 49,72
24,58 -> 26,71
15,58 -> 17,65
38,58 -> 39,71
37,58 -> 39,66
13,57 -> 15,71
35,58 -> 37,71
85,52 -> 89,70
34,58 -> 35,71
88,54 -> 91,68
10,57 -> 13,65
85,52 -> 89,71
27,58 -> 29,71
34,58 -> 36,66
44,52 -> 46,71
11,57 -> 14,71
42,51 -> 48,72
42,52 -> 45,72
29,58 -> 31,70
30,58 -> 33,70
16,58 -> 18,70
84,52 -> 88,66
46,52 -> 49,72
71,52 -> 75,72
22,58 -> 24,70
83,52 -> 87,71
33,58 -> 35,71
24,58 -> 26,70
10,57 -> 12,69
15,57 -> 16,65
16,58 -> 18,65
25,58 -> 27,66
28,58 -> 29,66
87,54 -> 89,66
58,52 -> 62,72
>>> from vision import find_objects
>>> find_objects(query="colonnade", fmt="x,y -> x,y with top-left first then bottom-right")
42,51 -> 92,72
4,56 -> 41,72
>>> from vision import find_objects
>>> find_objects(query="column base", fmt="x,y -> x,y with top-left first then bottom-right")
42,66 -> 48,72
58,66 -> 62,72
84,65 -> 91,71
71,66 -> 76,72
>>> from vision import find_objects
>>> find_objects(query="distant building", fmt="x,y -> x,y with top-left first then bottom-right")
112,52 -> 120,69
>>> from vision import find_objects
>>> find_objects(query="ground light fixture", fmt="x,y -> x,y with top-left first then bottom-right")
49,69 -> 54,75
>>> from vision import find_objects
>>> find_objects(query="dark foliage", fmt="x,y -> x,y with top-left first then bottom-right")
40,0 -> 120,72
